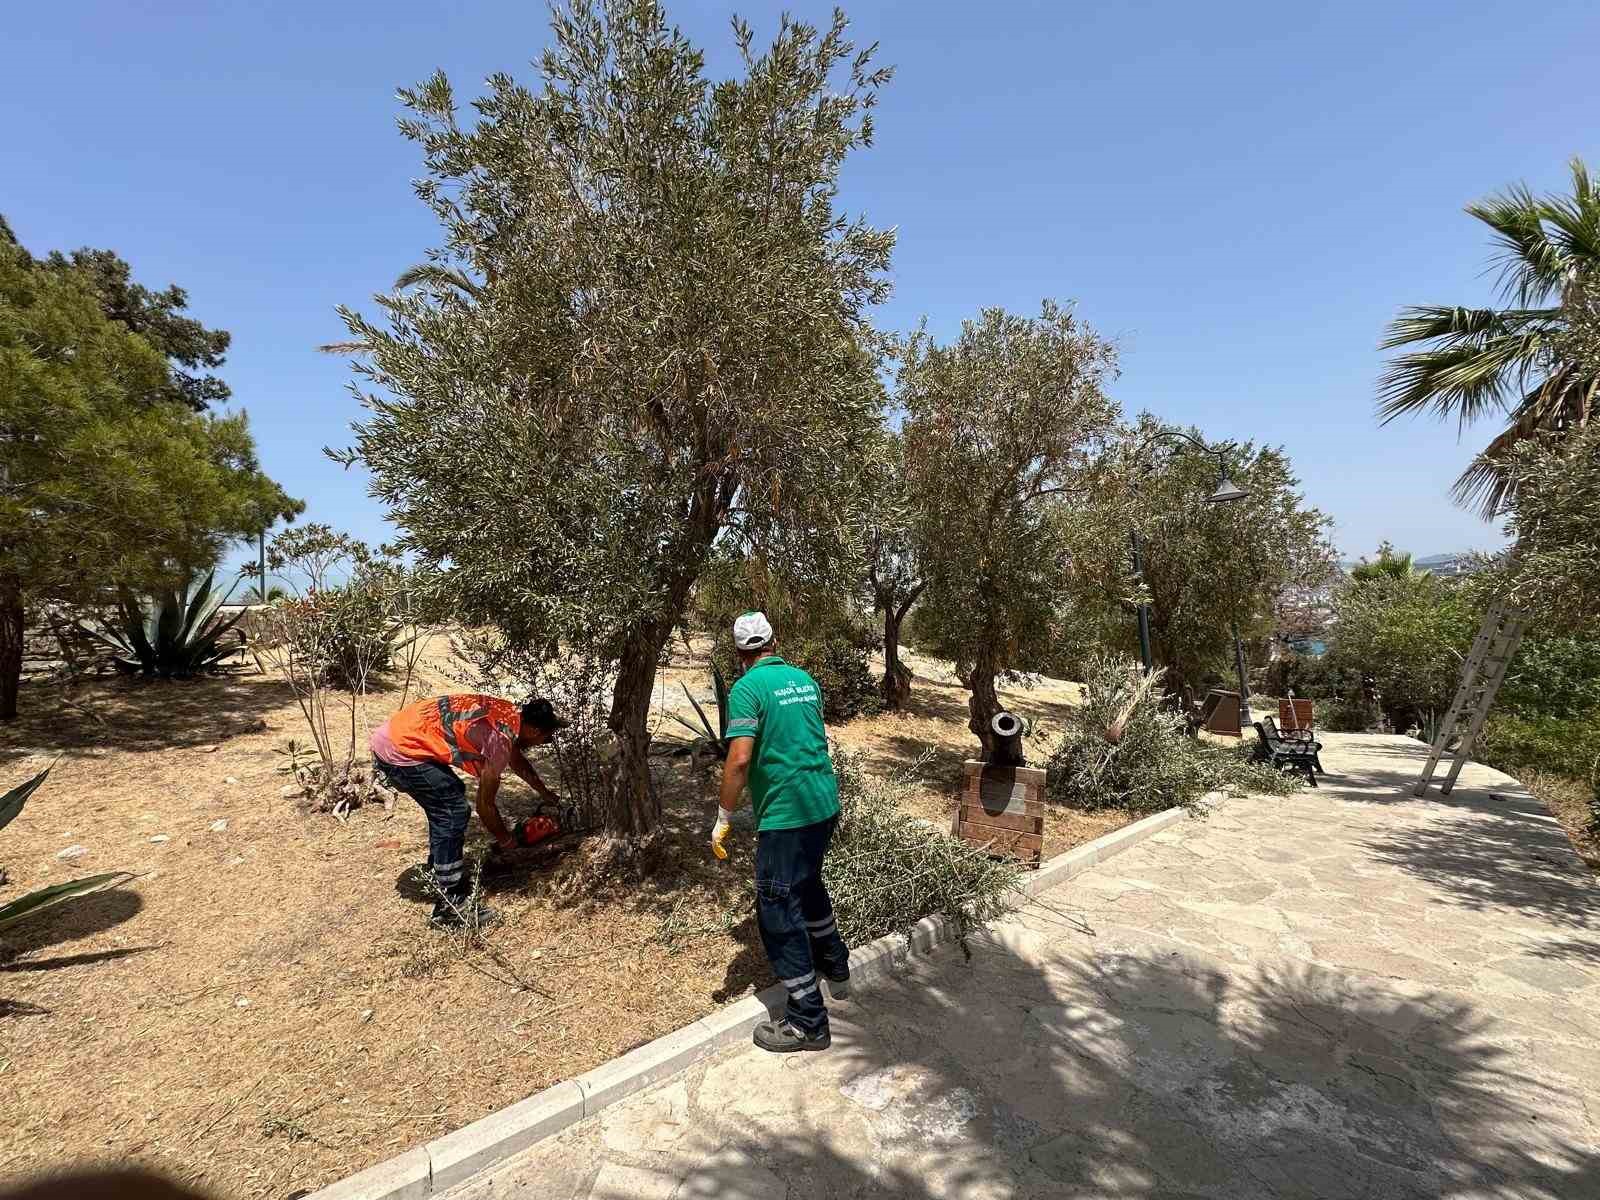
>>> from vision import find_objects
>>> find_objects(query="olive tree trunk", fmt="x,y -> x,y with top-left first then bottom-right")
879,582 -> 925,711
607,620 -> 671,837
961,651 -> 1002,756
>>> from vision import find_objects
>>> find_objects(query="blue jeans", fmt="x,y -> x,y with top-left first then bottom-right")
373,757 -> 469,916
756,816 -> 848,1035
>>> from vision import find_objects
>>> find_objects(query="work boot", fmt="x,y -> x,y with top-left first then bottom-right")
822,968 -> 850,1001
429,899 -> 501,931
753,1019 -> 830,1054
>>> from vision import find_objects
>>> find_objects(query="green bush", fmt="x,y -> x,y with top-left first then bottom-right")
1047,652 -> 1305,814
1320,695 -> 1380,733
825,744 -> 1019,945
1261,653 -> 1356,701
1498,636 -> 1600,720
787,630 -> 881,722
1476,710 -> 1600,781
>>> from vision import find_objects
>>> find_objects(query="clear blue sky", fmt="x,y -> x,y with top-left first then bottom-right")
6,1 -> 1598,569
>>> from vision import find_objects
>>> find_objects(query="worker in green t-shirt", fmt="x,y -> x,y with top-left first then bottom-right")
712,611 -> 848,1053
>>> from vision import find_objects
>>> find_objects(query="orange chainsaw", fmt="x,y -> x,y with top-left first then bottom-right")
512,800 -> 580,849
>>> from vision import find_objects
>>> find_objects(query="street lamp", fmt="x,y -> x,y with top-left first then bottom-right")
1125,430 -> 1251,722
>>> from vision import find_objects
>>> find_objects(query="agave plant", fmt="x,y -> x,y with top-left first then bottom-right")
80,568 -> 247,677
0,763 -> 132,934
662,662 -> 732,761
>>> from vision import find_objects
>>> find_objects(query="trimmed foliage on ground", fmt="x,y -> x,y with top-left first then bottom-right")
1047,652 -> 1304,814
825,745 -> 1019,946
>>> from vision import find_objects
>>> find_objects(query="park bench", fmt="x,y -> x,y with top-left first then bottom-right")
1262,715 -> 1326,774
1252,718 -> 1320,786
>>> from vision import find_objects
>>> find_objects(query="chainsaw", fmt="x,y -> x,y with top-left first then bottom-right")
511,799 -> 581,850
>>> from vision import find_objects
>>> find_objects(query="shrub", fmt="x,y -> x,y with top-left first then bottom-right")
250,533 -> 428,816
786,629 -> 881,722
1324,571 -> 1478,731
1046,653 -> 1208,814
825,744 -> 1019,945
1320,695 -> 1381,733
1260,653 -> 1356,702
1498,636 -> 1600,720
1476,710 -> 1600,781
1046,651 -> 1306,813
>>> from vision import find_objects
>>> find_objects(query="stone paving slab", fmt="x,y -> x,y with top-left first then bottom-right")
449,734 -> 1600,1199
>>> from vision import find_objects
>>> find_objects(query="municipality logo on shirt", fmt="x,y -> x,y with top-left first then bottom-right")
775,683 -> 818,707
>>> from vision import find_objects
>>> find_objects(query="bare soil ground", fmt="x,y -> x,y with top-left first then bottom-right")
0,639 -> 1126,1198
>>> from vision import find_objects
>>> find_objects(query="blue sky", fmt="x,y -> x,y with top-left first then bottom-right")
6,1 -> 1598,572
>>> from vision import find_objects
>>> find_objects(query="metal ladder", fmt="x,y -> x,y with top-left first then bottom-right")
1414,599 -> 1526,797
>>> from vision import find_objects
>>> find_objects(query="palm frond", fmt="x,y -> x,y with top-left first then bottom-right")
1447,369 -> 1595,517
0,872 -> 135,933
1376,329 -> 1549,429
1538,158 -> 1600,268
1378,305 -> 1553,351
1467,185 -> 1567,306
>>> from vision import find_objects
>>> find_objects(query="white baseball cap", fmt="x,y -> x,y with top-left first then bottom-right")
733,611 -> 774,651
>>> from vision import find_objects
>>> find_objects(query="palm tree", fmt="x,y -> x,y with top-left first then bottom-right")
1378,158 -> 1600,518
1348,542 -> 1416,583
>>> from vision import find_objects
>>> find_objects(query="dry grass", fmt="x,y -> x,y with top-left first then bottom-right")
1524,770 -> 1600,877
0,637 -> 1124,1197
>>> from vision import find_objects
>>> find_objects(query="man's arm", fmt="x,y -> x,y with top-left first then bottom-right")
712,736 -> 754,859
718,736 -> 754,815
508,749 -> 558,802
474,766 -> 516,849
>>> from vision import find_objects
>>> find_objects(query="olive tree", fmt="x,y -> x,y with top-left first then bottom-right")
331,2 -> 893,836
1498,424 -> 1600,631
863,430 -> 925,709
1063,419 -> 1336,698
899,302 -> 1120,750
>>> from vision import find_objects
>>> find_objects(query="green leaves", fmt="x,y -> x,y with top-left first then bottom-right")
0,763 -> 53,836
334,3 -> 895,831
78,568 -> 247,678
898,302 -> 1120,724
1377,158 -> 1600,517
0,764 -> 134,935
0,872 -> 134,934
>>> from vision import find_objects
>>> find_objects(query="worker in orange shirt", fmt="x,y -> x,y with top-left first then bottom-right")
370,695 -> 567,927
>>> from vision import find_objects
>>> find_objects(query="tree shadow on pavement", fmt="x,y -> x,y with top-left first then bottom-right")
1361,783 -> 1600,930
780,930 -> 1600,1200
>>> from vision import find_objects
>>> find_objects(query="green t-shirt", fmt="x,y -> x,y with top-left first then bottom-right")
726,655 -> 840,831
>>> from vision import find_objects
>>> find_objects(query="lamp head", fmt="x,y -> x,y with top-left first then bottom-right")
1208,476 -> 1248,504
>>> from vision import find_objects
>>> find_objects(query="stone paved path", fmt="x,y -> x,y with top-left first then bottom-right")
453,734 -> 1600,1199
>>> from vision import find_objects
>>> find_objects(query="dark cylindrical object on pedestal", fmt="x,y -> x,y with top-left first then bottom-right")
989,711 -> 1026,767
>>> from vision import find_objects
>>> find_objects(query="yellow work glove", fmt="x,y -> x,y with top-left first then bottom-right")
711,808 -> 733,860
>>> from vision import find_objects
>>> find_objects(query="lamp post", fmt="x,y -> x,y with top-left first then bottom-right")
1125,430 -> 1250,721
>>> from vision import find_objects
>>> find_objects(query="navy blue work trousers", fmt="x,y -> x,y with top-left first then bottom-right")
755,815 -> 848,1035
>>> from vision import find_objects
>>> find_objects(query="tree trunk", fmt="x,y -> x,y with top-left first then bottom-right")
881,608 -> 912,710
879,582 -> 924,712
607,621 -> 669,837
963,653 -> 1002,756
0,580 -> 22,722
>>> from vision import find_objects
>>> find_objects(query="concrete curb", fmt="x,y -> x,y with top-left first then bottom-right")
304,798 -> 1204,1200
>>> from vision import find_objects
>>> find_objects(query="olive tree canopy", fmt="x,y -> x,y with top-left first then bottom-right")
899,301 -> 1120,750
332,1 -> 893,835
1064,418 -> 1336,698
